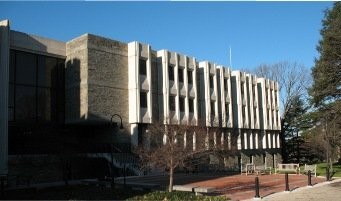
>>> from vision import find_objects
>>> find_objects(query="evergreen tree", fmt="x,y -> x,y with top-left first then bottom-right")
310,2 -> 341,105
309,2 -> 341,166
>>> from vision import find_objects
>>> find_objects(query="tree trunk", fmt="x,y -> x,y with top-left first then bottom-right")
169,158 -> 174,192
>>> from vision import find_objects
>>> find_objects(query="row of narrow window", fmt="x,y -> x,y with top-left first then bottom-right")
140,91 -> 195,113
139,59 -> 194,84
140,59 -> 233,96
168,65 -> 193,84
169,95 -> 195,112
140,59 -> 277,112
140,91 -> 267,125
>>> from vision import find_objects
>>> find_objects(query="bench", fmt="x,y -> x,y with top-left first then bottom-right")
275,163 -> 300,174
302,164 -> 317,177
173,185 -> 197,192
255,165 -> 272,175
241,163 -> 255,175
194,187 -> 216,195
173,185 -> 216,195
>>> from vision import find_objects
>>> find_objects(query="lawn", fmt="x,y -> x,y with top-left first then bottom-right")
128,191 -> 230,201
316,163 -> 341,177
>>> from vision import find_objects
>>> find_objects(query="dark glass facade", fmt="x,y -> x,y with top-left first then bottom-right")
9,50 -> 65,124
8,49 -> 65,154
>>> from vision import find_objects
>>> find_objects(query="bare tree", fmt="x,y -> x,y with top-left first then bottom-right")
253,62 -> 311,162
134,120 -> 214,192
253,62 -> 311,118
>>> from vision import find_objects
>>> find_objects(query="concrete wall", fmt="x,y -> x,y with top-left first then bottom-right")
65,34 -> 88,124
65,34 -> 130,143
10,30 -> 65,58
87,34 -> 128,124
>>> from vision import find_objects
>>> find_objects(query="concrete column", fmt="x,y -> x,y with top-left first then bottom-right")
237,133 -> 242,150
227,132 -> 231,150
244,132 -> 248,149
184,131 -> 187,149
262,132 -> 267,149
130,124 -> 138,146
249,132 -> 253,149
267,133 -> 272,149
193,131 -> 196,151
255,132 -> 259,149
0,20 -> 10,177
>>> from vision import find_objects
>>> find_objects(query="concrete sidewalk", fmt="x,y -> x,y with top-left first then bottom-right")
260,178 -> 341,201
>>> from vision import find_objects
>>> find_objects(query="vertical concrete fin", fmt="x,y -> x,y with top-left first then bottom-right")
0,19 -> 10,176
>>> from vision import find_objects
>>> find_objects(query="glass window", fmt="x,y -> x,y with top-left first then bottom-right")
224,78 -> 228,91
252,85 -> 256,99
179,97 -> 185,112
168,65 -> 174,81
140,91 -> 147,108
225,103 -> 229,120
38,56 -> 56,88
188,70 -> 193,84
189,98 -> 194,113
178,68 -> 184,83
9,84 -> 14,107
139,59 -> 147,76
16,51 -> 36,86
169,95 -> 176,111
10,50 -> 15,83
15,85 -> 36,122
37,88 -> 51,122
209,75 -> 214,89
241,83 -> 244,95
211,101 -> 215,116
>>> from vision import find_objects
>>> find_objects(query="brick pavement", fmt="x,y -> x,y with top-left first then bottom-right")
117,173 -> 327,201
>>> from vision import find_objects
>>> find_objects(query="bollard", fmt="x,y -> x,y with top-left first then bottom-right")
326,166 -> 330,181
285,173 -> 289,191
308,170 -> 312,186
255,176 -> 260,198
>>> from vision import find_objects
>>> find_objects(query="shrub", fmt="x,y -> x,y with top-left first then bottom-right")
127,191 -> 229,201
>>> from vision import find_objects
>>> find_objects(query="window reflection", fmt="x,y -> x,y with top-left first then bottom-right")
9,50 -> 65,124
16,51 -> 36,85
38,56 -> 56,87
15,85 -> 36,122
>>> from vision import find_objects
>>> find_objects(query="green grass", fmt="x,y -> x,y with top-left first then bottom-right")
316,163 -> 341,177
127,191 -> 230,201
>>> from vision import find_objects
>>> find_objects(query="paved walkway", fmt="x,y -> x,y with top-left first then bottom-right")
117,173 -> 327,201
260,178 -> 341,201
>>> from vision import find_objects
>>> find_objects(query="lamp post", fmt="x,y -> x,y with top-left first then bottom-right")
109,114 -> 124,188
111,114 -> 124,129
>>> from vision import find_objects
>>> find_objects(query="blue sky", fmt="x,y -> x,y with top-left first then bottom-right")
0,1 -> 333,71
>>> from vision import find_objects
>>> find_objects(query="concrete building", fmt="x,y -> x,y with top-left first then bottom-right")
0,19 -> 281,181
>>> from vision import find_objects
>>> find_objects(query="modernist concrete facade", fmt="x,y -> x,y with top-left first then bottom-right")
0,19 -> 281,179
